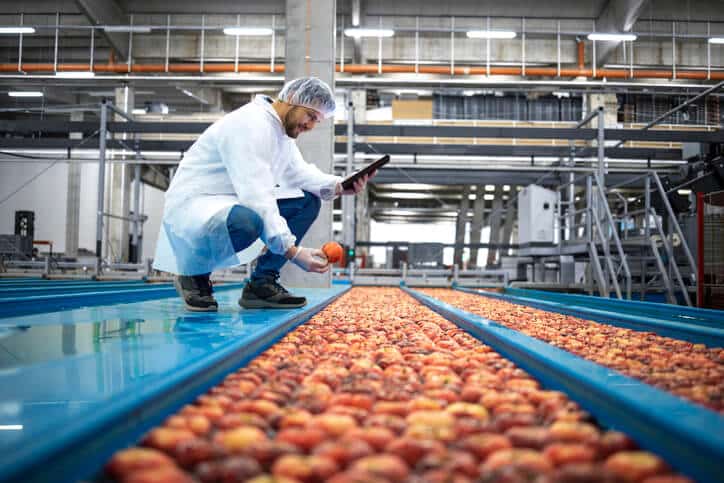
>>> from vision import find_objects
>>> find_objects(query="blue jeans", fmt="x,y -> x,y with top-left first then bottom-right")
226,191 -> 321,282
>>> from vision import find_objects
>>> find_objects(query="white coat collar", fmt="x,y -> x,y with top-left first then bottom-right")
253,94 -> 286,134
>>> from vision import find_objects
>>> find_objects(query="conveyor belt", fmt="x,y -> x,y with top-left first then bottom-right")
0,285 -> 348,483
506,287 -> 724,328
455,286 -> 724,347
404,286 -> 724,483
0,282 -> 244,318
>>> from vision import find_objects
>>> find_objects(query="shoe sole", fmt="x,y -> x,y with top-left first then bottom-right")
183,303 -> 218,312
174,277 -> 218,312
239,299 -> 307,309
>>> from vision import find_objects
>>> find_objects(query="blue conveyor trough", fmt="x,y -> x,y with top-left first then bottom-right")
403,286 -> 724,483
454,286 -> 724,347
0,279 -> 348,483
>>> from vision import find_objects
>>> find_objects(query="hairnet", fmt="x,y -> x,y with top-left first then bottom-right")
278,77 -> 336,119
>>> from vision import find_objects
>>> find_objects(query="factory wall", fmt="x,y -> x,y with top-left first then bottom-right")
0,161 -> 165,262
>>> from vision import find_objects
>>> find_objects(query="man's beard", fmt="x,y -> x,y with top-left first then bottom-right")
284,111 -> 300,138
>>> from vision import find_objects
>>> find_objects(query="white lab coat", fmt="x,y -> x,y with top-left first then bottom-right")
153,95 -> 340,275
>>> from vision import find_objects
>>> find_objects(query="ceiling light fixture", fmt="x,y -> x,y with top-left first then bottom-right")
55,71 -> 95,78
0,27 -> 35,34
466,30 -> 517,39
103,26 -> 152,33
587,33 -> 637,42
344,28 -> 394,38
8,91 -> 43,97
0,425 -> 23,430
223,27 -> 273,36
708,37 -> 724,44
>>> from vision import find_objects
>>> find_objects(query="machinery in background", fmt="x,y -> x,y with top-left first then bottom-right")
518,185 -> 557,246
0,211 -> 35,264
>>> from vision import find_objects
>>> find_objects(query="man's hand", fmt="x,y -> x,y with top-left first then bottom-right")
287,246 -> 329,273
336,171 -> 375,196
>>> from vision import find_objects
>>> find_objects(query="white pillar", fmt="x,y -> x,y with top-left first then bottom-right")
108,86 -> 134,262
280,0 -> 336,288
65,110 -> 83,257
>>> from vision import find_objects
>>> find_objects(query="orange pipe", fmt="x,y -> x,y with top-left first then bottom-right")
2,62 -> 723,80
577,40 -> 585,70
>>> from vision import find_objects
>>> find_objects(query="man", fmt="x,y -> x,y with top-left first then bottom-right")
153,77 -> 368,311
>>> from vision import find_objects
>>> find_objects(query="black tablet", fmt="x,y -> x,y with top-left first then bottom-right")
341,155 -> 390,190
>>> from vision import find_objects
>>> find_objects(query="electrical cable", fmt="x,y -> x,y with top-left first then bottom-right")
0,161 -> 60,206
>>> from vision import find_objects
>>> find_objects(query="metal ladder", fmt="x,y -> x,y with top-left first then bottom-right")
599,172 -> 697,306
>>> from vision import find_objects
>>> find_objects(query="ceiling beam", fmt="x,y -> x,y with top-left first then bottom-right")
594,0 -> 648,66
74,0 -> 130,60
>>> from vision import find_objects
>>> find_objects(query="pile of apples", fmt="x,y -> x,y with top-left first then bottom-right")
419,288 -> 723,413
106,288 -> 689,483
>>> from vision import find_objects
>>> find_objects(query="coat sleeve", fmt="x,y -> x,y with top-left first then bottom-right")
215,116 -> 296,255
282,141 -> 343,201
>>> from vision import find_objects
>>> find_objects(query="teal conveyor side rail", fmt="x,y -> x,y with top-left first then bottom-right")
0,282 -> 166,299
0,279 -> 147,289
402,287 -> 724,483
0,286 -> 349,483
0,282 -> 246,319
506,287 -> 724,327
454,286 -> 724,347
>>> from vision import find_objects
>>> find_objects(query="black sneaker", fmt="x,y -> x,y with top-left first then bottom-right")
174,274 -> 218,312
239,278 -> 307,309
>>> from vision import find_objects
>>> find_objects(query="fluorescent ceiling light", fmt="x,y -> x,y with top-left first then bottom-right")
483,194 -> 495,200
466,30 -> 516,39
103,26 -> 152,33
223,27 -> 273,36
0,425 -> 22,430
55,71 -> 95,78
0,27 -> 35,34
344,28 -> 394,38
8,91 -> 43,97
677,189 -> 691,195
132,108 -> 147,115
708,37 -> 724,44
587,33 -> 637,42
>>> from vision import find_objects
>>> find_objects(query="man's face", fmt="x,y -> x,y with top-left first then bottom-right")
283,105 -> 323,138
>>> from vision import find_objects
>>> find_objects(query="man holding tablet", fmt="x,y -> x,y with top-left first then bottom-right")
153,77 -> 376,311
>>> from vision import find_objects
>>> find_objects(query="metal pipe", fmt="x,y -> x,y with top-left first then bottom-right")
586,175 -> 592,243
106,102 -> 135,121
651,171 -> 698,281
597,108 -> 605,187
53,13 -> 59,72
5,63 -> 724,80
643,175 -> 650,301
132,163 -> 141,248
576,106 -> 602,128
344,98 -> 355,248
17,13 -> 23,73
96,101 -> 108,269
577,39 -> 584,69
556,20 -> 561,77
696,191 -> 705,307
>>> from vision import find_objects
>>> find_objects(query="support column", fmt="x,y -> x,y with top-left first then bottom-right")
453,185 -> 470,267
351,90 -> 369,254
280,0 -> 336,288
469,185 -> 486,267
486,187 -> 504,267
107,86 -> 134,262
65,110 -> 82,257
586,93 -> 617,186
501,191 -> 516,259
